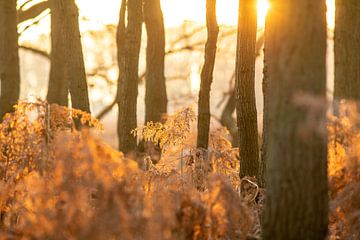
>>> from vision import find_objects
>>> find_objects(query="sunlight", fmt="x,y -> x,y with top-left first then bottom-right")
162,0 -> 270,28
18,0 -> 334,41
258,0 -> 270,28
190,64 -> 201,93
326,0 -> 335,30
75,0 -> 331,31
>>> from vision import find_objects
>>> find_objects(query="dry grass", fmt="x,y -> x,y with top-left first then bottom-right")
0,100 -> 358,239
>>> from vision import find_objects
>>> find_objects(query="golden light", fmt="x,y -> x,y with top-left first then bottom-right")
190,63 -> 201,93
257,0 -> 270,28
18,0 -> 336,41
326,0 -> 335,30
162,0 -> 270,28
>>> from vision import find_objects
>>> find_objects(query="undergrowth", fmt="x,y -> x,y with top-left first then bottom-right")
0,100 -> 358,239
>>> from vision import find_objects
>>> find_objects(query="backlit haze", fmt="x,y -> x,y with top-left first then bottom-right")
17,0 -> 336,147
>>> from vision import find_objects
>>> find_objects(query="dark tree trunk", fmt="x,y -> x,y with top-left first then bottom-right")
144,0 -> 167,123
260,55 -> 268,188
236,0 -> 259,180
220,34 -> 264,149
0,0 -> 20,120
334,0 -> 360,106
262,1 -> 328,239
118,0 -> 142,153
53,0 -> 90,113
116,0 -> 127,103
47,0 -> 68,106
197,0 -> 219,149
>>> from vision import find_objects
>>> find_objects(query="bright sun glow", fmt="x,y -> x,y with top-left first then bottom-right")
257,0 -> 270,28
74,0 -> 271,28
76,0 -> 334,30
18,0 -> 335,44
162,0 -> 270,28
326,0 -> 335,30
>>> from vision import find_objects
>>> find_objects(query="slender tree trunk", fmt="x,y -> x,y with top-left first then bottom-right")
262,1 -> 328,239
260,55 -> 269,187
53,0 -> 90,113
118,0 -> 142,153
144,0 -> 167,123
0,0 -> 20,120
116,0 -> 127,103
197,0 -> 219,149
47,0 -> 68,106
334,0 -> 360,107
236,0 -> 259,180
220,34 -> 264,149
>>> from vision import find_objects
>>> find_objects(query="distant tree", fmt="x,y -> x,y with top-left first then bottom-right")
262,0 -> 328,239
235,0 -> 259,181
116,0 -> 127,102
197,0 -> 219,149
118,0 -> 143,153
334,0 -> 360,109
0,0 -> 21,120
220,90 -> 239,146
51,0 -> 90,112
47,0 -> 68,106
144,0 -> 167,124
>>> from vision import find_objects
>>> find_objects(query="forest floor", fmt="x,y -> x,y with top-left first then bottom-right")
0,101 -> 358,239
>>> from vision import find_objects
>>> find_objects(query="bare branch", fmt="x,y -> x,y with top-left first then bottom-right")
18,1 -> 49,24
19,45 -> 49,59
96,99 -> 117,119
18,10 -> 50,35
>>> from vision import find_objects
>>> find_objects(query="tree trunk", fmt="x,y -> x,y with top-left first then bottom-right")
47,0 -> 68,106
53,0 -> 90,113
334,0 -> 360,106
197,0 -> 219,149
262,1 -> 328,239
116,0 -> 127,103
260,54 -> 268,188
144,0 -> 167,124
220,34 -> 264,149
0,0 -> 20,120
118,0 -> 142,153
236,0 -> 259,180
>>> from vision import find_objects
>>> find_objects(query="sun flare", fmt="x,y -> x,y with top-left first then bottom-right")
162,0 -> 270,28
76,0 -> 265,28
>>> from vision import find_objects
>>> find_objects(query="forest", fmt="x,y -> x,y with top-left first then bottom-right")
0,0 -> 359,239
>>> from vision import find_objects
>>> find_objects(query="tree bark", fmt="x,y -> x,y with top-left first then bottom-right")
220,34 -> 264,149
47,0 -> 68,106
53,0 -> 90,112
260,52 -> 268,188
197,0 -> 219,149
236,0 -> 259,180
144,0 -> 167,123
118,0 -> 142,153
262,1 -> 328,239
0,0 -> 21,120
334,0 -> 360,106
115,0 -> 126,106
